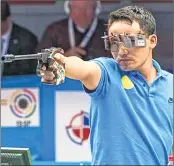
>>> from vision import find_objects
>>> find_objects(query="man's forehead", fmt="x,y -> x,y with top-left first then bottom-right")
108,21 -> 141,35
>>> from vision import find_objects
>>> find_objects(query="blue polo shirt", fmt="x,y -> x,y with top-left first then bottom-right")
84,57 -> 173,165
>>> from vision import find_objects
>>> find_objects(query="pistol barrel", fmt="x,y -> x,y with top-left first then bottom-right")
1,53 -> 43,63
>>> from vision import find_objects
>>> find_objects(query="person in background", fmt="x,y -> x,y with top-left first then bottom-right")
36,0 -> 112,61
1,0 -> 38,76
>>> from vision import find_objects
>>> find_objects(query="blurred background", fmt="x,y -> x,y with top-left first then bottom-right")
1,0 -> 173,165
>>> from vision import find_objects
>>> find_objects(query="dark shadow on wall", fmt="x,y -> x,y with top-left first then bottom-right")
152,12 -> 173,73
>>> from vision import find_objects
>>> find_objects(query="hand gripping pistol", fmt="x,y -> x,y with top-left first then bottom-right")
1,47 -> 65,85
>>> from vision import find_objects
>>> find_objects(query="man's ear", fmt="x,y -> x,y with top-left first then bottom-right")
149,34 -> 157,49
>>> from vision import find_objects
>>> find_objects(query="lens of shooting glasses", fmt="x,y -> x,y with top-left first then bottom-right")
110,42 -> 120,52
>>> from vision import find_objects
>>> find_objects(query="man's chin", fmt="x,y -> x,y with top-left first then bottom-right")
119,65 -> 134,71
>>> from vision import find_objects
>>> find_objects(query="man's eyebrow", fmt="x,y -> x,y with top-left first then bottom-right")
110,31 -> 143,35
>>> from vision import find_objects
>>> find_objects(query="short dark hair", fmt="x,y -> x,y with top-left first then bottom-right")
108,5 -> 156,35
1,0 -> 11,21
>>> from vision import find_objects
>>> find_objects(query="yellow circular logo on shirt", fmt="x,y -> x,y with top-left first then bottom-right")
121,75 -> 134,89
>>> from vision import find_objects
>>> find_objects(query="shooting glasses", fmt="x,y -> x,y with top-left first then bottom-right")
102,32 -> 146,52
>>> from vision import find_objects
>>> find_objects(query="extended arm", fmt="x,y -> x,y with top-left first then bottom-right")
44,53 -> 101,90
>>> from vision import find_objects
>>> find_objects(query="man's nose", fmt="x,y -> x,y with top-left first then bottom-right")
118,45 -> 129,56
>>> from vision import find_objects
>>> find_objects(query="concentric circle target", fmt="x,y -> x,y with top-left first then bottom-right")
9,89 -> 36,118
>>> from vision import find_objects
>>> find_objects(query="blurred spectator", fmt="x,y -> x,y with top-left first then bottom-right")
1,0 -> 38,76
36,0 -> 112,61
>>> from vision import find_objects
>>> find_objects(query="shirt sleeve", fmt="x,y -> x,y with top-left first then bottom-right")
83,58 -> 109,99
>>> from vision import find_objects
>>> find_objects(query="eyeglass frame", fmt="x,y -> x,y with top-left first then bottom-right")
102,32 -> 147,52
